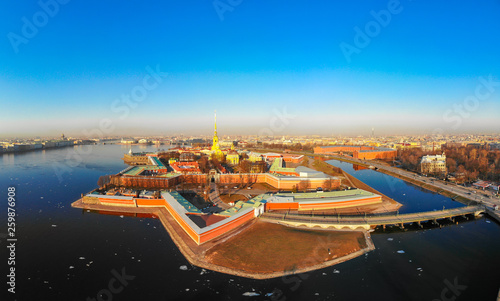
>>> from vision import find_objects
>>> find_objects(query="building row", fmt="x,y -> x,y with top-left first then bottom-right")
82,187 -> 381,245
314,145 -> 397,160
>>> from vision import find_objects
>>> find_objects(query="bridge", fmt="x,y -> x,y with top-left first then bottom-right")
260,205 -> 486,230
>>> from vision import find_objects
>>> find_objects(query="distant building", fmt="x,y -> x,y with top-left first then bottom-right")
248,152 -> 264,162
314,145 -> 396,160
226,150 -> 240,165
489,143 -> 500,150
179,152 -> 195,162
420,154 -> 447,175
121,138 -> 137,144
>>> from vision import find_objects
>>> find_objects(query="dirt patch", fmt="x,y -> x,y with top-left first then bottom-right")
219,194 -> 248,204
205,221 -> 367,274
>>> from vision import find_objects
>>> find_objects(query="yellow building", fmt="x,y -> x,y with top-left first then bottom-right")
420,154 -> 447,175
226,150 -> 240,165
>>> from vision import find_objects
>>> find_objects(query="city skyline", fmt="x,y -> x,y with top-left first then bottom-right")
2,1 -> 500,138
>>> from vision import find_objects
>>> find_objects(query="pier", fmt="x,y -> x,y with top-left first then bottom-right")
260,205 -> 486,230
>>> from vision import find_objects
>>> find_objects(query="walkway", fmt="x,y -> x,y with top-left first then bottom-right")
261,205 -> 485,230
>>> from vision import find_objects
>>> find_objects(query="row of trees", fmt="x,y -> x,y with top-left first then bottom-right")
443,145 -> 500,182
236,160 -> 267,173
291,178 -> 339,192
398,146 -> 500,182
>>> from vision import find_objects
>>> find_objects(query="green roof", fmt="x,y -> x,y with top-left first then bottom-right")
269,158 -> 296,173
169,191 -> 202,214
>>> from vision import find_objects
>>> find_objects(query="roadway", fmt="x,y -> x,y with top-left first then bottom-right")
327,155 -> 500,211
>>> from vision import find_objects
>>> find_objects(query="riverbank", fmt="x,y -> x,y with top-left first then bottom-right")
328,155 -> 476,205
301,156 -> 402,214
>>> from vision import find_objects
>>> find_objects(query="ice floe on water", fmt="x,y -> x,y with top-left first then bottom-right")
387,238 -> 393,241
79,257 -> 85,260
199,269 -> 207,275
486,220 -> 491,224
333,269 -> 340,274
69,266 -> 74,269
179,265 -> 188,271
51,225 -> 57,227
397,250 -> 405,254
242,292 -> 260,297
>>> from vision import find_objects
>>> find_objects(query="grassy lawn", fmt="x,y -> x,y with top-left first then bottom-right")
205,221 -> 367,274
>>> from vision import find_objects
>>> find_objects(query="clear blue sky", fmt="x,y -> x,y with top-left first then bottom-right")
1,0 -> 499,138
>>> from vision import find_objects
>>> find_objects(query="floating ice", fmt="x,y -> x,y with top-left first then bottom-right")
397,250 -> 405,254
79,257 -> 85,260
333,269 -> 340,274
265,293 -> 274,297
69,266 -> 74,269
120,215 -> 124,218
51,225 -> 57,227
387,238 -> 393,241
200,269 -> 207,275
242,292 -> 260,297
185,288 -> 190,291
322,273 -> 327,276
486,220 -> 491,224
179,265 -> 188,271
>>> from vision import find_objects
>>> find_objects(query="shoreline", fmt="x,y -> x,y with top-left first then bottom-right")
71,199 -> 374,279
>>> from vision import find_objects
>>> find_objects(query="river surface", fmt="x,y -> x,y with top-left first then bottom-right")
0,145 -> 498,301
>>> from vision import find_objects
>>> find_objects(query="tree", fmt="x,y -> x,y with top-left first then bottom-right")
238,160 -> 251,173
298,179 -> 311,192
446,158 -> 457,174
301,156 -> 310,167
322,179 -> 333,191
97,175 -> 111,188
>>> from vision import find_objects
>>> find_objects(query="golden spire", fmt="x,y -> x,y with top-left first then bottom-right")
214,110 -> 217,133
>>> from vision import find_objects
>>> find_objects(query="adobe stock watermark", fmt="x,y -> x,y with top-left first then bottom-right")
434,75 -> 499,135
7,0 -> 71,54
52,65 -> 168,182
258,107 -> 296,138
340,0 -> 403,63
87,267 -> 135,301
432,277 -> 467,301
213,0 -> 243,21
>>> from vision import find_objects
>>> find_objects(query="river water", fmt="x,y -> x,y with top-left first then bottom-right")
0,145 -> 498,301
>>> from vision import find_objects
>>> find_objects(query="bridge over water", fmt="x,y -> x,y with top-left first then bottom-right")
260,205 -> 486,230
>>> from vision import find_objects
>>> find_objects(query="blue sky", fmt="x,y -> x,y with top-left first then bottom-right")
1,0 -> 499,138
